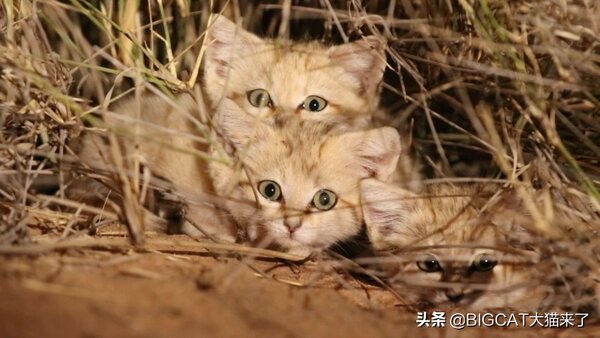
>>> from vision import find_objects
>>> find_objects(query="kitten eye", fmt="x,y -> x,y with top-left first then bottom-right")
312,189 -> 337,211
247,89 -> 272,108
302,96 -> 327,112
471,254 -> 497,272
417,255 -> 442,273
258,180 -> 282,202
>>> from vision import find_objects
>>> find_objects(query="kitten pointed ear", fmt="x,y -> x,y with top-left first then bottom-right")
360,178 -> 417,250
327,36 -> 387,95
341,127 -> 401,182
204,15 -> 263,99
216,99 -> 270,148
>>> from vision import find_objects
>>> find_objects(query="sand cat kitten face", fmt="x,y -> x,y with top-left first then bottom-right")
204,15 -> 385,129
210,102 -> 401,257
360,179 -> 546,310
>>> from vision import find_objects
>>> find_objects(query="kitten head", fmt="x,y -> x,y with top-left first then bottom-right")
204,15 -> 386,128
210,102 -> 401,257
360,179 -> 546,310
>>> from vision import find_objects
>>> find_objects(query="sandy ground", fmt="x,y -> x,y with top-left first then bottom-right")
1,233 -> 599,338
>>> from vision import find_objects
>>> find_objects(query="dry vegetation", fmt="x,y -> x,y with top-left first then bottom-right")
1,0 -> 600,336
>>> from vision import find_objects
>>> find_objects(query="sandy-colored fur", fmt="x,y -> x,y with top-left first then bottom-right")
360,179 -> 549,310
204,16 -> 422,192
204,15 -> 386,130
71,94 -> 402,256
211,102 -> 401,256
69,16 -> 398,255
68,94 -> 234,239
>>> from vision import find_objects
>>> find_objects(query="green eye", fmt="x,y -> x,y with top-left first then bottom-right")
247,89 -> 272,108
312,189 -> 337,210
302,95 -> 327,112
471,254 -> 497,272
258,180 -> 282,202
417,255 -> 442,273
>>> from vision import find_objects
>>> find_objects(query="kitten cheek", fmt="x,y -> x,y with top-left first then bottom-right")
411,271 -> 442,285
246,106 -> 271,119
331,211 -> 361,240
291,226 -> 317,244
257,109 -> 272,120
262,219 -> 287,239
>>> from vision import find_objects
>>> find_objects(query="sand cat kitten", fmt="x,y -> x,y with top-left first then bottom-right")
360,179 -> 548,310
69,95 -> 226,239
204,15 -> 386,129
70,15 -> 389,254
71,94 -> 402,256
209,99 -> 402,256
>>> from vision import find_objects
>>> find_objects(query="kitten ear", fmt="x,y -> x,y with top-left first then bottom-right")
327,36 -> 386,95
360,178 -> 417,250
204,15 -> 263,99
216,99 -> 270,148
340,126 -> 401,182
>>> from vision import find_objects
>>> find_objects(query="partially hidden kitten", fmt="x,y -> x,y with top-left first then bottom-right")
69,15 -> 392,255
359,178 -> 549,310
212,100 -> 401,256
71,95 -> 402,257
68,94 -> 225,239
204,15 -> 386,129
205,15 -> 422,192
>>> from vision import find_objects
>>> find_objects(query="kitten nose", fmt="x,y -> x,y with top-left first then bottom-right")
284,217 -> 302,233
445,289 -> 465,303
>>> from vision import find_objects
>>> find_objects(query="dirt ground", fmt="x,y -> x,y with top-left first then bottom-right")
1,233 -> 598,338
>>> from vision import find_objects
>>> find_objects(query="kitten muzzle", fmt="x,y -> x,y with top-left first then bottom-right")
283,216 -> 302,235
445,288 -> 465,303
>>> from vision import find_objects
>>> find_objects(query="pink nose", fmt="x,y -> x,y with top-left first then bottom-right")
284,217 -> 302,233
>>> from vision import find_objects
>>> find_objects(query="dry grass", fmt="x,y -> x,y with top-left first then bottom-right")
1,0 -> 600,317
